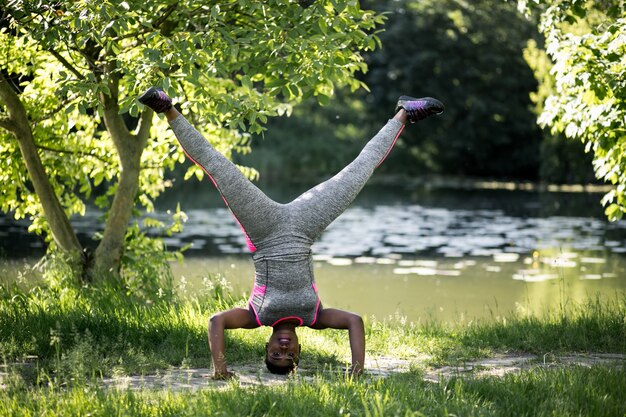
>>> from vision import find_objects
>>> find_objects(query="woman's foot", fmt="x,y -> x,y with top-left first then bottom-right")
395,96 -> 444,123
138,87 -> 173,113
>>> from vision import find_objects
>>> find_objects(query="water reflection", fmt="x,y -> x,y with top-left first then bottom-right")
1,186 -> 625,261
170,251 -> 625,324
153,200 -> 625,261
1,185 -> 625,322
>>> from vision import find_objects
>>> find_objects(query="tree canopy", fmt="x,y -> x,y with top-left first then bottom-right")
243,0 -> 547,182
364,0 -> 543,179
518,0 -> 626,220
0,0 -> 384,280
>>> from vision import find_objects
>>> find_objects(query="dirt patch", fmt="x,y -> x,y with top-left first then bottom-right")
2,353 -> 623,391
96,356 -> 416,390
95,353 -> 624,390
422,353 -> 625,382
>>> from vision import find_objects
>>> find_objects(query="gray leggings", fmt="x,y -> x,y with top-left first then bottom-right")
170,116 -> 404,256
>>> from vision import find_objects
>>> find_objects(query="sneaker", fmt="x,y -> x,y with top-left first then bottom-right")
138,87 -> 173,113
395,96 -> 444,123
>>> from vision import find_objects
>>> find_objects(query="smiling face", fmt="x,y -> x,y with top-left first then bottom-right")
265,328 -> 301,372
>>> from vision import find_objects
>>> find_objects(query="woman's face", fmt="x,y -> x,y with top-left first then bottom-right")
266,328 -> 301,367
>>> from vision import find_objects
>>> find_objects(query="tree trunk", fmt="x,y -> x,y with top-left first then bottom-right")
93,73 -> 152,276
0,73 -> 83,254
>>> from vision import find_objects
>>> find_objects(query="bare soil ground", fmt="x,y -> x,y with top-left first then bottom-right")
2,353 -> 623,391
89,353 -> 625,390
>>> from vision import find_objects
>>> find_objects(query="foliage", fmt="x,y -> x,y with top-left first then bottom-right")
517,0 -> 626,220
237,92 -> 371,186
0,31 -> 103,235
361,0 -> 543,179
239,0 -> 552,184
237,1 -> 606,187
524,39 -> 596,184
107,203 -> 189,297
0,0 -> 385,275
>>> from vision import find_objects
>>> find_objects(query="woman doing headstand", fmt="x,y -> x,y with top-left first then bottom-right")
138,87 -> 443,378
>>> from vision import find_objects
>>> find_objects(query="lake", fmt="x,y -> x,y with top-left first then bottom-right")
1,183 -> 625,323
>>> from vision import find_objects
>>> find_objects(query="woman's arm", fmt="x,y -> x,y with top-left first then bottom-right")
311,308 -> 365,376
208,307 -> 258,379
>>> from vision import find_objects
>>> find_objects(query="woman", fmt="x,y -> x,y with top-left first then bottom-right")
139,87 -> 443,378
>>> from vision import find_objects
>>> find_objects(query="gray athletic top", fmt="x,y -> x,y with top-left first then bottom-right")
169,115 -> 404,327
249,250 -> 320,326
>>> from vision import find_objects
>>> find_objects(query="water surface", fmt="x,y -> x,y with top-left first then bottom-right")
171,249 -> 624,324
2,185 -> 625,323
162,184 -> 626,322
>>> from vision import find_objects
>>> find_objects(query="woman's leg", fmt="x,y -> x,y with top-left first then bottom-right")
287,112 -> 407,240
286,94 -> 444,239
166,109 -> 282,250
140,87 -> 442,247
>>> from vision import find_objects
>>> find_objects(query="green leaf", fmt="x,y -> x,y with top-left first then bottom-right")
318,17 -> 328,35
241,75 -> 253,90
605,203 -> 623,222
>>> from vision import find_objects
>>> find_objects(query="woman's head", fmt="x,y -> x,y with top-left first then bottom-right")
265,327 -> 301,374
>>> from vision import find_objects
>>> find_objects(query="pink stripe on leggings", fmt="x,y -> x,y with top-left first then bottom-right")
376,123 -> 405,168
181,149 -> 257,252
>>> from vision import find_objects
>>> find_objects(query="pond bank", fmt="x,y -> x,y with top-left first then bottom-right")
333,174 -> 616,194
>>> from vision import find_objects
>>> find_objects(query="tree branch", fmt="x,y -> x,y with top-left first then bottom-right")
136,108 -> 154,143
36,144 -> 111,164
0,72 -> 29,133
100,64 -> 133,144
152,3 -> 179,29
0,116 -> 13,131
48,49 -> 85,80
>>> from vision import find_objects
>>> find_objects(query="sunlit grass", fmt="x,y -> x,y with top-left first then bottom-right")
1,366 -> 624,417
459,296 -> 626,355
1,276 -> 625,416
1,279 -> 624,378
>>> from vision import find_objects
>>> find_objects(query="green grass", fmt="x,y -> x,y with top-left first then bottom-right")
2,281 -> 623,377
1,366 -> 625,416
460,296 -> 626,354
1,277 -> 625,416
0,281 -> 262,378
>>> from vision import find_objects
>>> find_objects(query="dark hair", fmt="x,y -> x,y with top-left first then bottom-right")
265,355 -> 298,375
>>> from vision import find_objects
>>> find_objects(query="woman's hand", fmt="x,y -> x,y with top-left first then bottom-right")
212,370 -> 236,380
208,308 -> 259,379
